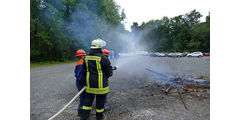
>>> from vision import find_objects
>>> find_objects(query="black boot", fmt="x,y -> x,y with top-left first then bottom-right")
80,118 -> 87,120
96,112 -> 104,120
80,110 -> 91,120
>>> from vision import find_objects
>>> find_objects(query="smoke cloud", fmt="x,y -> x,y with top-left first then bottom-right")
40,1 -> 209,86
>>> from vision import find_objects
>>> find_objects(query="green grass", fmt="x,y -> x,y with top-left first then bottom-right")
30,60 -> 77,68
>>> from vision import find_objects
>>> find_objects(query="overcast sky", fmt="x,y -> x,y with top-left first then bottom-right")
115,0 -> 210,31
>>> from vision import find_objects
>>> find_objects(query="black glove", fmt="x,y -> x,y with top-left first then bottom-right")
113,66 -> 117,70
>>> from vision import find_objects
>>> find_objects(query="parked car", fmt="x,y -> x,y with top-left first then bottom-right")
150,54 -> 158,57
154,52 -> 166,57
153,52 -> 161,57
135,51 -> 148,56
176,52 -> 183,57
181,52 -> 188,57
187,52 -> 203,57
163,52 -> 169,57
158,52 -> 168,57
167,53 -> 173,57
204,53 -> 210,56
148,52 -> 158,57
168,52 -> 182,57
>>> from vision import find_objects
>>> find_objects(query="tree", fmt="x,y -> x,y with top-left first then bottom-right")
191,14 -> 210,52
130,10 -> 210,52
31,0 -> 127,62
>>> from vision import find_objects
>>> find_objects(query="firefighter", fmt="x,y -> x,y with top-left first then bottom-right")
74,49 -> 87,116
102,49 -> 110,58
102,49 -> 117,70
80,39 -> 113,120
101,49 -> 117,107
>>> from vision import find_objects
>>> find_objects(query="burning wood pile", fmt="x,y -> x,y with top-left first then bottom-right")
146,68 -> 210,110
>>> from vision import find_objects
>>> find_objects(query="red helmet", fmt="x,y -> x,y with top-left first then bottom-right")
102,49 -> 110,57
75,50 -> 86,56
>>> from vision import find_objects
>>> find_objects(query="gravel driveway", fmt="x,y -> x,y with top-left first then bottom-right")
30,56 -> 210,120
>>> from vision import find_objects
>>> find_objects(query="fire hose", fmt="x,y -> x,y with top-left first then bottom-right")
48,86 -> 86,120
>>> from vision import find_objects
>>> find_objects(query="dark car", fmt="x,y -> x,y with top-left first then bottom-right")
148,52 -> 157,57
181,52 -> 188,57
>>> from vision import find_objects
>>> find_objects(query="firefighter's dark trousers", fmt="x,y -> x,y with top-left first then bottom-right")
80,93 -> 107,120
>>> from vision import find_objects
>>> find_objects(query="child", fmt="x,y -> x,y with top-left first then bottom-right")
102,49 -> 117,70
102,49 -> 117,108
74,49 -> 86,116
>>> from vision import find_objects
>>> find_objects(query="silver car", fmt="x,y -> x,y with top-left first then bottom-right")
187,52 -> 203,57
168,52 -> 182,57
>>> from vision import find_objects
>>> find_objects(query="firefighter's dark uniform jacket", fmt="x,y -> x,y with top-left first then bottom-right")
81,51 -> 113,94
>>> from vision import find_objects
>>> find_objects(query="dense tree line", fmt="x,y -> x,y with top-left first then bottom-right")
131,10 -> 210,52
31,0 -> 126,62
31,1 -> 210,62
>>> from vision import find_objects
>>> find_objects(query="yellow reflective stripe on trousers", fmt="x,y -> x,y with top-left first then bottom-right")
96,108 -> 104,113
82,106 -> 92,110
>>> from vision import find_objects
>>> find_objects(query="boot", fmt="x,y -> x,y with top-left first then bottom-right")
80,110 -> 90,120
80,118 -> 87,120
96,112 -> 104,120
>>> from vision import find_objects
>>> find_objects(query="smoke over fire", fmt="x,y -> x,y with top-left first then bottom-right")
40,0 -> 209,87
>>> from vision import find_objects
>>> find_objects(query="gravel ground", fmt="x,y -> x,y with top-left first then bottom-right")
30,56 -> 210,120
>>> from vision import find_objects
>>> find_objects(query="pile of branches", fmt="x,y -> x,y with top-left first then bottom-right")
146,68 -> 210,110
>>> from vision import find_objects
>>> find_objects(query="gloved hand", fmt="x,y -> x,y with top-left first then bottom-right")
113,66 -> 117,70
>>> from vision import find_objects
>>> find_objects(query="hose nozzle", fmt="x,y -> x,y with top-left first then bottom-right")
113,66 -> 117,70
